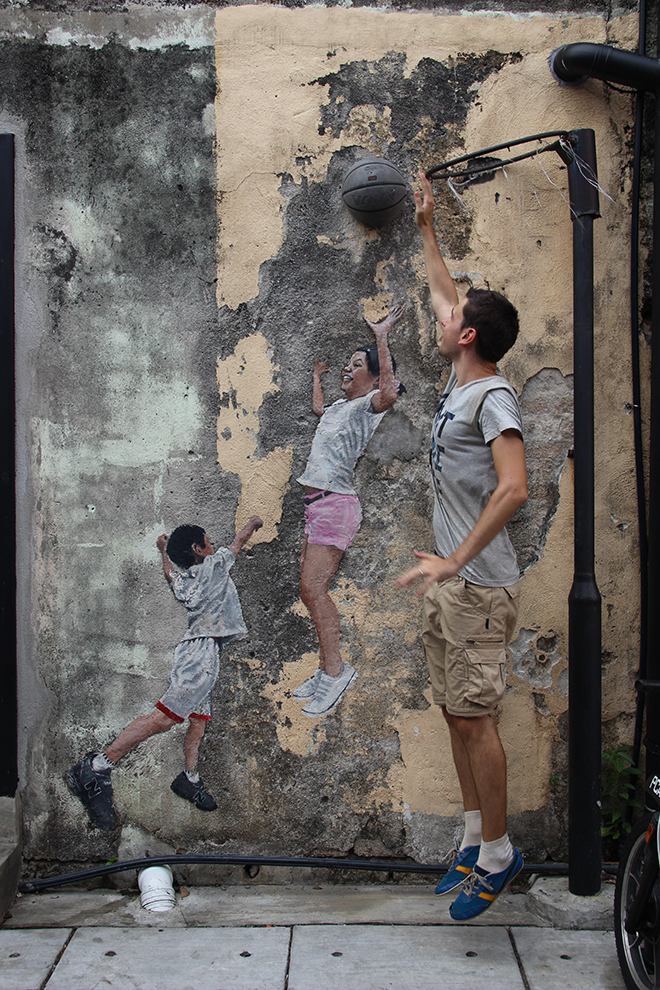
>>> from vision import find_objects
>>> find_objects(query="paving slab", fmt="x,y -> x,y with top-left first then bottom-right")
181,884 -> 546,928
6,884 -> 549,929
45,926 -> 291,990
6,889 -> 188,928
0,928 -> 71,990
287,924 -> 525,990
512,928 -> 625,989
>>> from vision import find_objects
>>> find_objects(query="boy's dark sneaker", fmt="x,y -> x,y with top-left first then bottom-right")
170,772 -> 217,811
66,755 -> 118,830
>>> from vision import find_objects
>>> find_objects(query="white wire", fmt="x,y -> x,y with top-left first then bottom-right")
443,137 -> 615,223
574,153 -> 616,205
558,135 -> 616,205
446,178 -> 470,214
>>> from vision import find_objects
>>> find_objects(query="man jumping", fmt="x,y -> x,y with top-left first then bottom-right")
397,172 -> 528,920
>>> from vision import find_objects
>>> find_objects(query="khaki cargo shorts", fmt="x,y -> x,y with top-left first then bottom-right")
422,576 -> 520,717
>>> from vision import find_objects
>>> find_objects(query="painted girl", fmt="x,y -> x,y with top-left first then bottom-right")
295,304 -> 406,717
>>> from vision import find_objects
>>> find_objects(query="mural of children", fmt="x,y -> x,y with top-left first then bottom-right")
295,304 -> 406,717
67,515 -> 263,829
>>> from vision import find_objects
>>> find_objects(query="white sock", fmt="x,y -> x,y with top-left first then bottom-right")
91,753 -> 114,772
185,769 -> 200,784
477,833 -> 514,875
460,810 -> 482,850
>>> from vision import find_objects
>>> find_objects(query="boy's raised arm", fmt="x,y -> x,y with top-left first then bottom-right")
156,534 -> 176,584
228,515 -> 263,557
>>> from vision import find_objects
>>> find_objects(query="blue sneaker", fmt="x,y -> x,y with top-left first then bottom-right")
435,844 -> 479,895
449,848 -> 523,920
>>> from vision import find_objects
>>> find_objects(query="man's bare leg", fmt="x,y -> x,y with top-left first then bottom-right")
443,711 -> 522,919
299,538 -> 344,676
105,709 -> 176,764
442,706 -> 480,812
443,710 -> 507,841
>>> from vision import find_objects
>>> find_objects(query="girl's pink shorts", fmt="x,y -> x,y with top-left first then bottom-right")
304,492 -> 363,552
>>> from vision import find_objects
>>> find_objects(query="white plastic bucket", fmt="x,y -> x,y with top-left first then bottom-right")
138,865 -> 175,912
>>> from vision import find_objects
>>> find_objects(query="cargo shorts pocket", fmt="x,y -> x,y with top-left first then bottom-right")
464,634 -> 507,708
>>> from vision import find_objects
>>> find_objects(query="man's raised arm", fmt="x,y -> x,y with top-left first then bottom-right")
415,171 -> 459,323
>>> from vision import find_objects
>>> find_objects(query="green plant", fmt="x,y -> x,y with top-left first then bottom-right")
601,746 -> 643,841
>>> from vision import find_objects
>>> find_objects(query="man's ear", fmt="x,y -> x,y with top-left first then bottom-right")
459,325 -> 477,345
192,543 -> 203,558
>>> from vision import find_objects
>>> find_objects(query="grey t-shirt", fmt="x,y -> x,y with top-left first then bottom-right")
171,546 -> 247,642
431,368 -> 523,587
297,389 -> 387,496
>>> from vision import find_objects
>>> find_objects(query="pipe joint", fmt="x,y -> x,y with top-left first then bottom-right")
549,43 -> 660,92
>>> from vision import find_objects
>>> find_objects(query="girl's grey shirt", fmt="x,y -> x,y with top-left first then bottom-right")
297,389 -> 387,496
170,547 -> 247,642
431,368 -> 523,587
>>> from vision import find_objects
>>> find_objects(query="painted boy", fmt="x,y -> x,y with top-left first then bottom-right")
67,515 -> 263,829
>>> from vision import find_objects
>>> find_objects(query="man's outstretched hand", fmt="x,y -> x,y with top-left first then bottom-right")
414,171 -> 435,230
396,550 -> 459,597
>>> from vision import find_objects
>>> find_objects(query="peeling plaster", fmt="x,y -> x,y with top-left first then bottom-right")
270,576 -> 415,763
215,6 -> 620,309
0,8 -> 216,50
509,627 -> 563,690
216,333 -> 293,542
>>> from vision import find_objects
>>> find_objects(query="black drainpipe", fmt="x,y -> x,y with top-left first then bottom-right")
560,129 -> 603,896
549,43 -> 660,886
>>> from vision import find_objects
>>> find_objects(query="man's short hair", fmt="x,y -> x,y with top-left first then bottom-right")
166,525 -> 206,569
461,287 -> 519,363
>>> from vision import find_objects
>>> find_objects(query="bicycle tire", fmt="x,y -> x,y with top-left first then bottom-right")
615,812 -> 660,989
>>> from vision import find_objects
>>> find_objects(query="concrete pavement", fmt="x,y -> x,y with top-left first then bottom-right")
0,881 -> 625,989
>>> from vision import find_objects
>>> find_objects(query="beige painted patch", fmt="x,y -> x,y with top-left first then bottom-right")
514,458 -> 574,717
215,6 -> 614,309
393,686 -> 554,817
500,689 -> 554,814
261,652 -> 333,757
393,689 -> 464,817
267,576 -> 415,757
290,575 -> 414,638
216,333 -> 292,542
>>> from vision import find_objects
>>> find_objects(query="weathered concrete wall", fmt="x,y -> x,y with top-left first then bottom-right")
0,1 -> 644,875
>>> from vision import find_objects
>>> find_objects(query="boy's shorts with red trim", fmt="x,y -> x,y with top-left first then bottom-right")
156,636 -> 222,722
155,702 -> 211,724
304,491 -> 362,552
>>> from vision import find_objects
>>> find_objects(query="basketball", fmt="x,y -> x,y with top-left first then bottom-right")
341,157 -> 408,228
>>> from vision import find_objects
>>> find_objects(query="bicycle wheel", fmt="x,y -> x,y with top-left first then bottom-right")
615,813 -> 660,990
